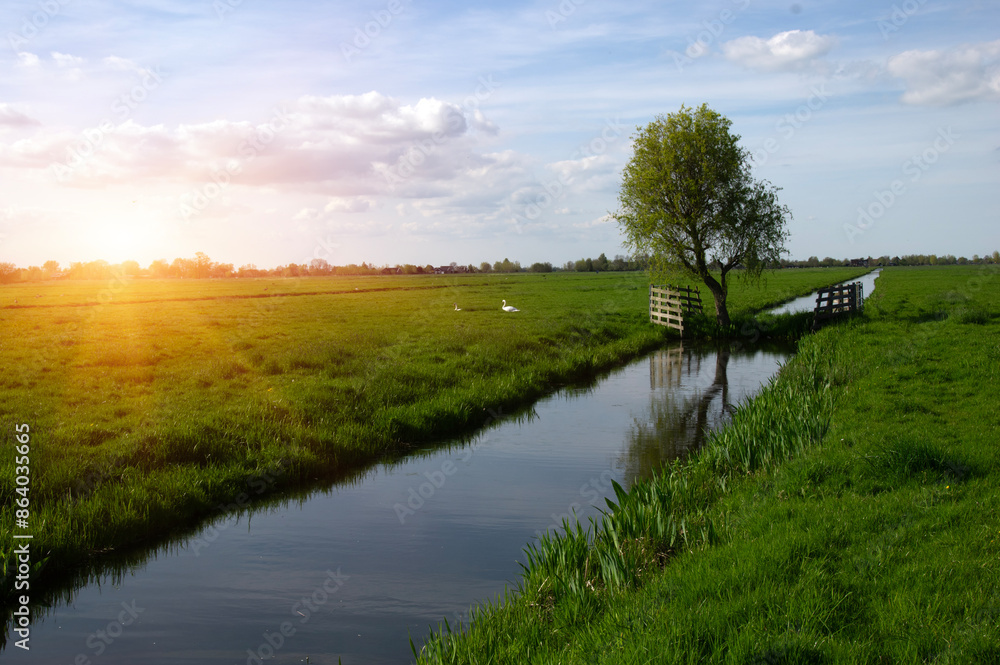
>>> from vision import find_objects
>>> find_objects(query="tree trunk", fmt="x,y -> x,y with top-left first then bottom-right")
713,292 -> 731,328
701,276 -> 731,328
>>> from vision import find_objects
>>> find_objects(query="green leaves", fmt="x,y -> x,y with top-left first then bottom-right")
614,104 -> 791,326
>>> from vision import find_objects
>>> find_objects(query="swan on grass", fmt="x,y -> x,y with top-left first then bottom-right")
454,303 -> 461,311
502,299 -> 520,312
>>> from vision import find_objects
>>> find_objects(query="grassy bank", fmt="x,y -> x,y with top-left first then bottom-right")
0,268 -> 866,607
415,265 -> 1000,663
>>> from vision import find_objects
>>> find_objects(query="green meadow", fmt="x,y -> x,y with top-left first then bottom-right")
416,265 -> 1000,664
0,268 -> 867,609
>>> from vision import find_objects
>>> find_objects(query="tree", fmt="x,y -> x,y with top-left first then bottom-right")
42,260 -> 60,278
493,258 -> 519,273
237,264 -> 261,278
613,104 -> 790,327
120,260 -> 141,277
83,260 -> 112,279
193,251 -> 214,278
309,258 -> 332,274
0,262 -> 19,283
212,262 -> 234,278
149,259 -> 170,278
170,257 -> 193,277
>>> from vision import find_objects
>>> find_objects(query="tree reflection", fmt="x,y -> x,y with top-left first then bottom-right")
619,343 -> 737,486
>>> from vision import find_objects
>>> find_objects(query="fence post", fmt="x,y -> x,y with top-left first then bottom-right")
813,281 -> 863,330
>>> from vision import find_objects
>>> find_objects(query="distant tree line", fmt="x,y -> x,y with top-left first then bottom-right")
780,252 -> 1000,268
0,251 -> 643,282
2,250 -> 997,284
562,253 -> 648,273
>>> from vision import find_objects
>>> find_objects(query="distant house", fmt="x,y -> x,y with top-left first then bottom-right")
850,258 -> 870,267
380,267 -> 402,275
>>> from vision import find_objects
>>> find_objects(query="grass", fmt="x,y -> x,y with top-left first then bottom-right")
0,267 -> 868,612
414,265 -> 1000,664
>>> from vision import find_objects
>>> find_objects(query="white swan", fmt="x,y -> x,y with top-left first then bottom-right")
454,303 -> 461,311
502,299 -> 519,312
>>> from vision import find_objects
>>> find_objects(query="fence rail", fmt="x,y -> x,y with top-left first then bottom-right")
813,281 -> 864,329
650,284 -> 703,336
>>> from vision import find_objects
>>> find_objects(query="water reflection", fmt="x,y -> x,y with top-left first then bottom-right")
620,342 -> 788,486
0,398 -> 545,650
4,341 -> 794,664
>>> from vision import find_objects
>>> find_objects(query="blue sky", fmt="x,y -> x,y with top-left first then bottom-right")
0,0 -> 997,269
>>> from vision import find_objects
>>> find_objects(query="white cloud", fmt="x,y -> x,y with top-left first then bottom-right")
49,51 -> 86,81
547,153 -> 620,193
469,109 -> 498,135
572,214 -> 613,230
324,196 -> 375,213
0,91 -> 501,193
0,104 -> 41,129
292,207 -> 319,221
722,30 -> 837,72
52,52 -> 85,68
0,91 -> 535,233
16,52 -> 40,68
887,40 -> 1000,106
103,55 -> 146,74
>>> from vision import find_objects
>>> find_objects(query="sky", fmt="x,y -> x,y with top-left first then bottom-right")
0,0 -> 997,270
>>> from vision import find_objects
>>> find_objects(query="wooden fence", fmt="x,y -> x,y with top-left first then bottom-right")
813,281 -> 864,329
650,285 -> 703,336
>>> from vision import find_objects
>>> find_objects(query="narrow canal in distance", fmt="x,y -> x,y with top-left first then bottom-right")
4,272 -> 878,664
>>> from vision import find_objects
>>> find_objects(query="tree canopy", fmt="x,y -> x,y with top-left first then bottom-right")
614,104 -> 790,327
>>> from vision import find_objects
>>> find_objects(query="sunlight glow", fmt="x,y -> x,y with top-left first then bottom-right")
82,212 -> 164,265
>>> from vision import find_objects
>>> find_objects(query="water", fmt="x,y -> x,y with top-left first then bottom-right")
767,269 -> 880,315
5,342 -> 794,664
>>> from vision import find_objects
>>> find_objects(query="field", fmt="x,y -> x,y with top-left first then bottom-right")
415,265 -> 1000,663
0,268 -> 868,610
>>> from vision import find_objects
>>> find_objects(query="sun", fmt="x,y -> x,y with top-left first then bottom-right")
84,212 -> 165,265
97,222 -> 145,263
